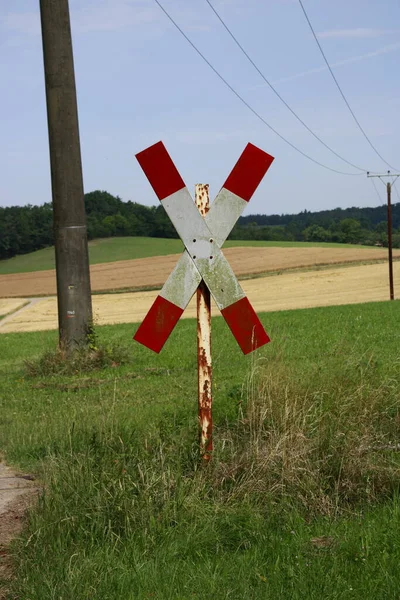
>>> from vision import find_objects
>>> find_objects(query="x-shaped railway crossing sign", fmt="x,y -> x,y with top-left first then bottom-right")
134,141 -> 274,354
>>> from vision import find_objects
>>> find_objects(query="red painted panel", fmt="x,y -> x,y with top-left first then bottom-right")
136,141 -> 186,201
221,296 -> 270,354
223,143 -> 274,202
134,295 -> 184,353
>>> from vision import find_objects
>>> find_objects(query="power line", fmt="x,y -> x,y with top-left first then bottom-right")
297,0 -> 399,172
393,181 -> 400,202
370,177 -> 384,204
153,0 -> 363,177
204,0 -> 370,173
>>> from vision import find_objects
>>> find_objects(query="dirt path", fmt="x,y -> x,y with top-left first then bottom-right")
0,462 -> 38,599
1,260 -> 398,334
1,246 -> 399,298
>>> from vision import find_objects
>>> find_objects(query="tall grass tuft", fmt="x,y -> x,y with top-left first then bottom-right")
211,357 -> 400,514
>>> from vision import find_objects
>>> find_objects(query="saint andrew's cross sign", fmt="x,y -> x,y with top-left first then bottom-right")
134,141 -> 274,355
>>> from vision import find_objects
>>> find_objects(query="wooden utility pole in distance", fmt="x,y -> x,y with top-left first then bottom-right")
367,171 -> 400,301
387,182 -> 394,300
39,0 -> 92,350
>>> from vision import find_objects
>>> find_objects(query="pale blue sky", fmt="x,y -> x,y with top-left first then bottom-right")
1,0 -> 399,215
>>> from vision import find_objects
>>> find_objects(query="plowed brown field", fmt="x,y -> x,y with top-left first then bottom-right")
0,246 -> 398,298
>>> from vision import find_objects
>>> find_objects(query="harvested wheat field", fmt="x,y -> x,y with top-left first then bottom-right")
0,246 -> 398,299
1,260 -> 398,334
0,298 -> 28,318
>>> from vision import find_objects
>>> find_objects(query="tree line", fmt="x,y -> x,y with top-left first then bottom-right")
1,190 -> 400,260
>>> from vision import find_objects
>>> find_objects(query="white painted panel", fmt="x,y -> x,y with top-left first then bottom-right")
162,188 -> 209,246
205,189 -> 246,247
163,187 -> 247,310
160,251 -> 201,309
196,251 -> 245,309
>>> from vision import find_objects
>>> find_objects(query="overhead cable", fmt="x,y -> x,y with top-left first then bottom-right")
393,181 -> 400,202
370,177 -> 384,204
298,0 -> 399,172
204,0 -> 370,173
153,0 -> 364,176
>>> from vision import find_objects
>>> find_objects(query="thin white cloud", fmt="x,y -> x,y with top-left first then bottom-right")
318,28 -> 400,39
271,42 -> 400,86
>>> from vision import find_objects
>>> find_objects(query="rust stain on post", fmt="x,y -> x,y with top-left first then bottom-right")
195,184 -> 212,460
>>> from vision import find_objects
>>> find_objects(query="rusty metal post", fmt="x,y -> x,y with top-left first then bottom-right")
195,184 -> 212,460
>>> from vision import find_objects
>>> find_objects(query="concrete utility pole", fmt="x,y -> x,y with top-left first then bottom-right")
39,0 -> 93,350
367,171 -> 400,301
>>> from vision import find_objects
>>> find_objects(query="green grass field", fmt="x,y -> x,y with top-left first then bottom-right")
0,237 -> 370,275
1,300 -> 400,598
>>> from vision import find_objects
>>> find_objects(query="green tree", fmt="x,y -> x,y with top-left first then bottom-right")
101,214 -> 130,237
302,224 -> 330,242
339,219 -> 362,243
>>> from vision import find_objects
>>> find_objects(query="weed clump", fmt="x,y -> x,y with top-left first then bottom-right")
24,341 -> 130,377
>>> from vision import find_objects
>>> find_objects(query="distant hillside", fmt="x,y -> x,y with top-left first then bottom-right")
233,203 -> 400,246
1,190 -> 399,261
